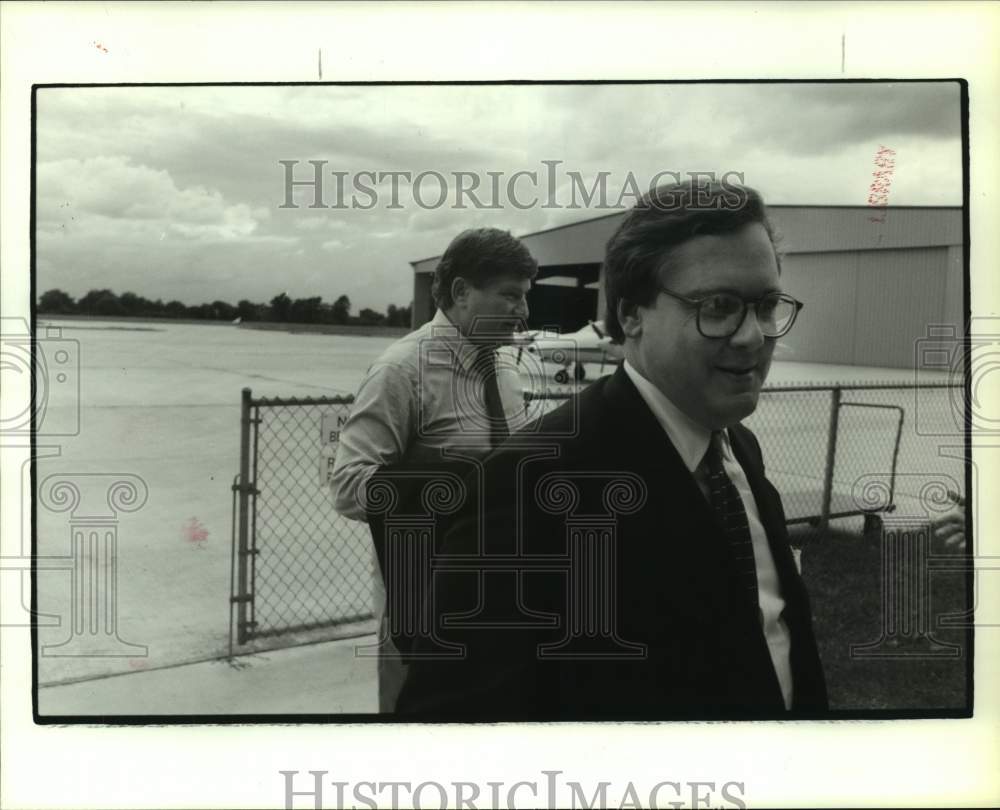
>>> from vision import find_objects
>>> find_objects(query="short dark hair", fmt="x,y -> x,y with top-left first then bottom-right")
602,180 -> 781,343
432,227 -> 538,310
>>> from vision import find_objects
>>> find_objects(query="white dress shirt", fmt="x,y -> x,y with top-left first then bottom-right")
623,360 -> 794,709
331,308 -> 527,521
331,309 -> 528,681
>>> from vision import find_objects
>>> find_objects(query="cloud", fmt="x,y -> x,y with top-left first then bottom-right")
37,156 -> 278,242
687,82 -> 961,157
295,215 -> 349,231
33,83 -> 963,311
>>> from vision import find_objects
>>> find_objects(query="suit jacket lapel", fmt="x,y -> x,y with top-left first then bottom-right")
729,427 -> 803,600
729,424 -> 828,709
598,368 -> 733,573
602,371 -> 795,600
600,368 -> 716,522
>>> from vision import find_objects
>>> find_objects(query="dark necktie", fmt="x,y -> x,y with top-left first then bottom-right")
478,346 -> 510,448
702,431 -> 759,606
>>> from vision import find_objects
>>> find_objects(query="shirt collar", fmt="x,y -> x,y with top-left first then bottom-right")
623,359 -> 716,473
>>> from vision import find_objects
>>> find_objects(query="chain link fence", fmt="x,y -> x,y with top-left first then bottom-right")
229,390 -> 374,649
230,380 -> 965,649
746,383 -> 964,536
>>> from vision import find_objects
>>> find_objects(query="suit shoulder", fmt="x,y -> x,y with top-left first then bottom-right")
730,422 -> 765,463
731,421 -> 762,447
503,376 -> 613,464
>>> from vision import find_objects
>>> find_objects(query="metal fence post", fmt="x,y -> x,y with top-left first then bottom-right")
235,387 -> 253,644
819,386 -> 842,532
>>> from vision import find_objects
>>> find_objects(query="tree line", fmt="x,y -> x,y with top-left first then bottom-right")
37,288 -> 413,327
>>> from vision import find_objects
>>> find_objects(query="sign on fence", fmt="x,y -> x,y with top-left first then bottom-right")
320,411 -> 347,486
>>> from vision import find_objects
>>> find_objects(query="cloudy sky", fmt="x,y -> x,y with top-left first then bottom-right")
35,81 -> 962,312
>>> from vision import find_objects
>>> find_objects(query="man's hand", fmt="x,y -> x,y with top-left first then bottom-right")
930,490 -> 966,550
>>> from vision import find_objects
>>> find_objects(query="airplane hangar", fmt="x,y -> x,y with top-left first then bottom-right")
410,205 -> 963,369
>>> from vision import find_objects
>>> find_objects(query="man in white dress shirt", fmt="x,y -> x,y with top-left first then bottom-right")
331,227 -> 537,712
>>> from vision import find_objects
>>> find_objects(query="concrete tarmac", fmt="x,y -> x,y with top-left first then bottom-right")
39,634 -> 378,716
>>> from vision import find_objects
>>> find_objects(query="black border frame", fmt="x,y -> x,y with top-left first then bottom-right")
28,78 -> 973,725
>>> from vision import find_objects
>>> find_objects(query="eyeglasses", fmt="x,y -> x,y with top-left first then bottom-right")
658,288 -> 804,339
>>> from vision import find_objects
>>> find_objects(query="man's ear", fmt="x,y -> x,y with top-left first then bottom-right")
451,276 -> 469,307
617,298 -> 643,339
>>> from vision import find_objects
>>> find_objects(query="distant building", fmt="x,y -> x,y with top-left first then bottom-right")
410,206 -> 963,369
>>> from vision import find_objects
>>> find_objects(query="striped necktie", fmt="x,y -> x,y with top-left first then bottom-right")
701,430 -> 759,606
477,346 -> 510,448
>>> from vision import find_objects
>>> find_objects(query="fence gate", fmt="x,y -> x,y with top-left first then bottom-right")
229,387 -> 374,652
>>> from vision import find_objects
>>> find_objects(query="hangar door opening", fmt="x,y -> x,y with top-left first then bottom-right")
527,263 -> 601,333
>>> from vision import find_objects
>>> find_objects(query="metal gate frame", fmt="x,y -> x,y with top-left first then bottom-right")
228,387 -> 356,654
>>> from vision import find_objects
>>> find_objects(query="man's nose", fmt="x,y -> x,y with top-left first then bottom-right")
513,298 -> 529,319
729,304 -> 766,348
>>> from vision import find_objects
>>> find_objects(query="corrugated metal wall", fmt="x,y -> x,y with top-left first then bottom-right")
770,207 -> 962,253
943,244 -> 964,330
852,248 -> 949,368
412,273 -> 433,328
781,246 -> 962,368
778,252 -> 859,365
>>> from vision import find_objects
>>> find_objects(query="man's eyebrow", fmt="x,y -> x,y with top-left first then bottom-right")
677,285 -> 783,298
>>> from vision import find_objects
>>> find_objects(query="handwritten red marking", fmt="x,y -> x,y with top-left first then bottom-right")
129,659 -> 148,669
94,42 -> 109,54
867,145 -> 896,223
183,517 -> 209,548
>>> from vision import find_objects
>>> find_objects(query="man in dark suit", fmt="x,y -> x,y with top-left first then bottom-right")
396,180 -> 828,718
